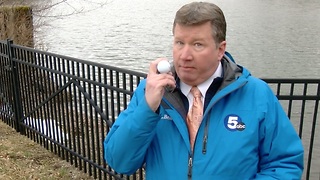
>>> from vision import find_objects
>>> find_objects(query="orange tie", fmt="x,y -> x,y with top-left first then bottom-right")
186,86 -> 203,151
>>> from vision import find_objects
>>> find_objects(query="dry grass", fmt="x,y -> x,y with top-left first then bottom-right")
0,120 -> 95,180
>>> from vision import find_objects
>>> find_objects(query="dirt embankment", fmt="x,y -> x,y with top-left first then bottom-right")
0,120 -> 95,180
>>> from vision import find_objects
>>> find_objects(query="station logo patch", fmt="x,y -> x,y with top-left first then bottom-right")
224,114 -> 246,131
161,114 -> 172,121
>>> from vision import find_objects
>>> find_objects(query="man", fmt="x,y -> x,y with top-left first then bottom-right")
104,2 -> 304,179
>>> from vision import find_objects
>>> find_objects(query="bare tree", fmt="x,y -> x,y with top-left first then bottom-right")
1,0 -> 111,24
32,0 -> 111,17
1,0 -> 112,48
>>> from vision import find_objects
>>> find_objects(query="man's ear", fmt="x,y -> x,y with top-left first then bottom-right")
218,41 -> 226,60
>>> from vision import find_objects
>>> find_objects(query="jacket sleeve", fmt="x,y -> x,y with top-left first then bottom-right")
255,89 -> 304,179
103,81 -> 160,175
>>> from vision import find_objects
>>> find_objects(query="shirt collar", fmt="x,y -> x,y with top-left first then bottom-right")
180,62 -> 222,97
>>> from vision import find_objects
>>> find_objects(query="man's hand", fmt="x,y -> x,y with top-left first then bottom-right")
145,58 -> 176,112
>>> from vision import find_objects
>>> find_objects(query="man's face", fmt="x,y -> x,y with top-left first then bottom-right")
173,21 -> 226,86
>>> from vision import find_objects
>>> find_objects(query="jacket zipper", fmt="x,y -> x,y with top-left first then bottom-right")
202,118 -> 209,154
188,155 -> 193,180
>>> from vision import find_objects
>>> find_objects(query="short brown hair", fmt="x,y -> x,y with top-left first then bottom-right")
173,2 -> 227,45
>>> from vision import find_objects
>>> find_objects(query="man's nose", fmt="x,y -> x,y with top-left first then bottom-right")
180,45 -> 192,60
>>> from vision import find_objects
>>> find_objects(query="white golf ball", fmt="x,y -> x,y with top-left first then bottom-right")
157,60 -> 171,74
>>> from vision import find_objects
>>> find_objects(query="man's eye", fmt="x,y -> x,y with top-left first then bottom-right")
195,43 -> 202,47
176,41 -> 184,45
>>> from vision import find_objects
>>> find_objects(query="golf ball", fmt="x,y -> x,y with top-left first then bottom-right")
157,60 -> 171,74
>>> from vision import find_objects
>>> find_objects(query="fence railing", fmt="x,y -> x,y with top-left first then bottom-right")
0,39 -> 319,180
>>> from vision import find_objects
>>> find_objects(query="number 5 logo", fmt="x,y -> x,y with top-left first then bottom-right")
227,116 -> 238,129
224,114 -> 245,131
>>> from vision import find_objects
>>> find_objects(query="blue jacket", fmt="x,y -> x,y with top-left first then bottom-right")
104,54 -> 304,180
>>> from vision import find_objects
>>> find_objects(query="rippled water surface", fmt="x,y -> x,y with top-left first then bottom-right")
36,0 -> 320,78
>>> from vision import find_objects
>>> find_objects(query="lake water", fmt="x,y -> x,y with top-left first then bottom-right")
35,0 -> 320,79
33,0 -> 319,179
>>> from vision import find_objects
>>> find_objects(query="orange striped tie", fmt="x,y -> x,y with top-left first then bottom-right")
186,86 -> 203,151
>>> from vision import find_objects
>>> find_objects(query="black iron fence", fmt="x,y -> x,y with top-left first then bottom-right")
0,39 -> 319,180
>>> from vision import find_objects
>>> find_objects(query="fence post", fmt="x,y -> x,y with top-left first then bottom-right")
7,39 -> 24,133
